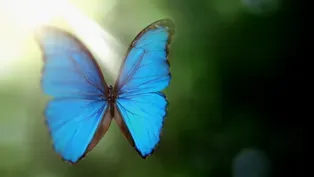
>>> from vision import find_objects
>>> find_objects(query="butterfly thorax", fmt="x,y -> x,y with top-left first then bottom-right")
108,85 -> 114,102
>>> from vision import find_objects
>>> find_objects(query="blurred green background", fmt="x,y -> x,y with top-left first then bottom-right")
0,0 -> 299,177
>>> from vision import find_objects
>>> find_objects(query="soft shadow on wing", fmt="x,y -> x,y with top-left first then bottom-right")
86,107 -> 113,152
113,104 -> 136,147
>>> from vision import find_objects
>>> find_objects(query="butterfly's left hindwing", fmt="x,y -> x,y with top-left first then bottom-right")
36,27 -> 111,164
113,19 -> 175,157
45,99 -> 108,163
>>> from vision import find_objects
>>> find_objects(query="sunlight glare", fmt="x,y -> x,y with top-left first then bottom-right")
61,2 -> 122,80
0,39 -> 23,80
2,0 -> 68,30
0,0 -> 121,81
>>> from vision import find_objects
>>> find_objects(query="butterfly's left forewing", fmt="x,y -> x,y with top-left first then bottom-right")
113,19 -> 175,157
35,27 -> 112,164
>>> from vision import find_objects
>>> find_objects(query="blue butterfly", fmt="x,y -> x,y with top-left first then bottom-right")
34,19 -> 175,164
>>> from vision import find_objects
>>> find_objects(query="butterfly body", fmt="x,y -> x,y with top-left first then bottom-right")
35,19 -> 175,164
107,85 -> 114,102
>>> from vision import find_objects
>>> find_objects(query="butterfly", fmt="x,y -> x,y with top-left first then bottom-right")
34,19 -> 175,164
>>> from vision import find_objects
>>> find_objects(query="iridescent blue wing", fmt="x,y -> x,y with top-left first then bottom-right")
113,19 -> 175,158
35,27 -> 112,164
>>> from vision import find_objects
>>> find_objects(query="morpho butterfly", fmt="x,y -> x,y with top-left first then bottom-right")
34,19 -> 175,164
